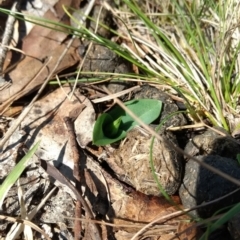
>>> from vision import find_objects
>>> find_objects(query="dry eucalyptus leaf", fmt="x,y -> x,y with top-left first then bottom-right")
112,194 -> 190,239
0,0 -> 81,113
20,86 -> 95,181
75,96 -> 95,148
112,193 -> 182,223
177,222 -> 202,240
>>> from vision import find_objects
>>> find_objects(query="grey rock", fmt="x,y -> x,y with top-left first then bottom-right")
228,212 -> 240,240
184,128 -> 240,160
179,155 -> 240,218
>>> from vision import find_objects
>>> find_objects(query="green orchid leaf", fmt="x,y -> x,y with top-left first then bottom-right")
108,99 -> 162,131
93,99 -> 162,146
93,113 -> 126,146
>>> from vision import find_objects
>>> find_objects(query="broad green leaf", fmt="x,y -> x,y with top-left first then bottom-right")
0,141 -> 40,209
93,99 -> 162,146
93,113 -> 126,146
108,99 -> 162,131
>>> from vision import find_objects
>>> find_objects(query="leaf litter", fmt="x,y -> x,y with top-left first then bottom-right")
2,0 -> 239,239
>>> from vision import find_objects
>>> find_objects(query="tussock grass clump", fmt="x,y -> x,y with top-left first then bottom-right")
110,0 -> 240,134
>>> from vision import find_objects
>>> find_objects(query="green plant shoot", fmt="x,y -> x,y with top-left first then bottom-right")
93,99 -> 162,146
104,116 -> 122,137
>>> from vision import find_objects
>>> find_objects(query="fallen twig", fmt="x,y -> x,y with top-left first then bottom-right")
64,104 -> 85,240
0,1 -> 19,83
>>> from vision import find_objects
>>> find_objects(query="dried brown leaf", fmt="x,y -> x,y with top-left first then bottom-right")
177,221 -> 203,240
0,0 -> 81,113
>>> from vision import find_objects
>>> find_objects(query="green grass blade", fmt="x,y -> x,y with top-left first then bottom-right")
200,202 -> 240,240
150,111 -> 186,202
0,141 -> 40,208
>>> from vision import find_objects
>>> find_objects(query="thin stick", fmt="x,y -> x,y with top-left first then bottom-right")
68,0 -> 96,99
0,215 -> 51,240
92,85 -> 140,103
64,115 -> 83,240
167,122 -> 205,131
0,1 -> 19,82
64,104 -> 88,239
